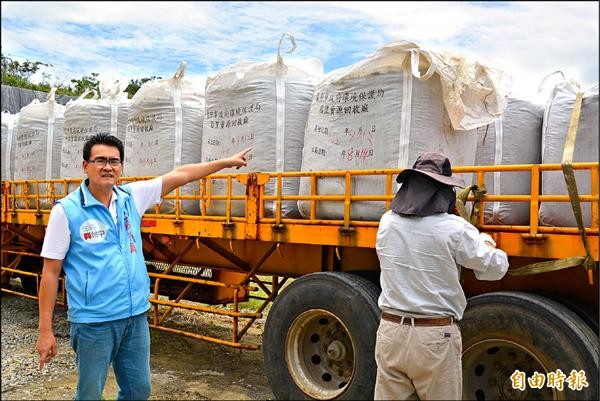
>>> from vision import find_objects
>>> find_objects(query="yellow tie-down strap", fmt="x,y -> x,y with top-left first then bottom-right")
491,92 -> 595,284
455,184 -> 487,226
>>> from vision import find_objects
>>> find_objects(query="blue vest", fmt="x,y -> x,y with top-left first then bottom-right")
59,179 -> 150,323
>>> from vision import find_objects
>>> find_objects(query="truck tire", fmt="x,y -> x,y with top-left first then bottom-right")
263,272 -> 380,400
460,291 -> 599,400
544,293 -> 599,336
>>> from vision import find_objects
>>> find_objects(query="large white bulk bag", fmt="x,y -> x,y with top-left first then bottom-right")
202,33 -> 323,217
14,89 -> 65,209
298,40 -> 511,220
539,81 -> 598,227
126,62 -> 204,214
474,98 -> 544,225
1,111 -> 18,181
60,80 -> 130,193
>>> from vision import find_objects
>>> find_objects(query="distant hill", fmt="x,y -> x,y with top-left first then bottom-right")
1,85 -> 76,114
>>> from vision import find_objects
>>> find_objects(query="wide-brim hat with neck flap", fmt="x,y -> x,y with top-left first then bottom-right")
396,151 -> 465,188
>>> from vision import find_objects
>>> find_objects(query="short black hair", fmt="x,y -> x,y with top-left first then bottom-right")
83,133 -> 124,162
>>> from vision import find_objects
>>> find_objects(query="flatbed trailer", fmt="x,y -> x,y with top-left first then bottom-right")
1,161 -> 598,400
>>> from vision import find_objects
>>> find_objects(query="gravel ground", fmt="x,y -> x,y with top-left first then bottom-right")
1,280 -> 274,400
1,291 -> 76,399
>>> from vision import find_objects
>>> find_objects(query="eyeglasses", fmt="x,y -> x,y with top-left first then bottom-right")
87,158 -> 122,167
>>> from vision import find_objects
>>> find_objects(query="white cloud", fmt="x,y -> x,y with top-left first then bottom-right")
1,1 -> 598,103
330,1 -> 599,102
1,1 -> 214,28
332,1 -> 478,42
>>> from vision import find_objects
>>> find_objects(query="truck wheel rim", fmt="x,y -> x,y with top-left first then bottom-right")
285,309 -> 355,399
463,339 -> 558,400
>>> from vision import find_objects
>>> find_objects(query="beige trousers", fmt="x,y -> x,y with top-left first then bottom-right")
374,318 -> 462,400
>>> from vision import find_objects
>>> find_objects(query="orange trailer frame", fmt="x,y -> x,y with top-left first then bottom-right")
1,162 -> 598,351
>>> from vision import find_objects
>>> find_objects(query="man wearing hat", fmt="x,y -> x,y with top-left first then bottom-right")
373,152 -> 509,400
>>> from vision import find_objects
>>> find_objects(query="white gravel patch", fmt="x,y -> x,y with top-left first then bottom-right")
1,292 -> 77,395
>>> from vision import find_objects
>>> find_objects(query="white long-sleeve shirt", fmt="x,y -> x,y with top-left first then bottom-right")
376,210 -> 509,320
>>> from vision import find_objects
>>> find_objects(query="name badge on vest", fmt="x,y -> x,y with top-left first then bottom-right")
124,210 -> 137,253
80,219 -> 108,243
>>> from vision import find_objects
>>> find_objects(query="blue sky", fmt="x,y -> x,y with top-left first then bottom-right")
1,1 -> 598,103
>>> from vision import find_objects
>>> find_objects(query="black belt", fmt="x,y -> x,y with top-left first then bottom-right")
381,312 -> 454,326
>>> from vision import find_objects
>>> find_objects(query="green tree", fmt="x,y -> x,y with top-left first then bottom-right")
125,76 -> 161,98
1,54 -> 50,80
1,53 -> 162,98
1,53 -> 79,96
70,72 -> 100,96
